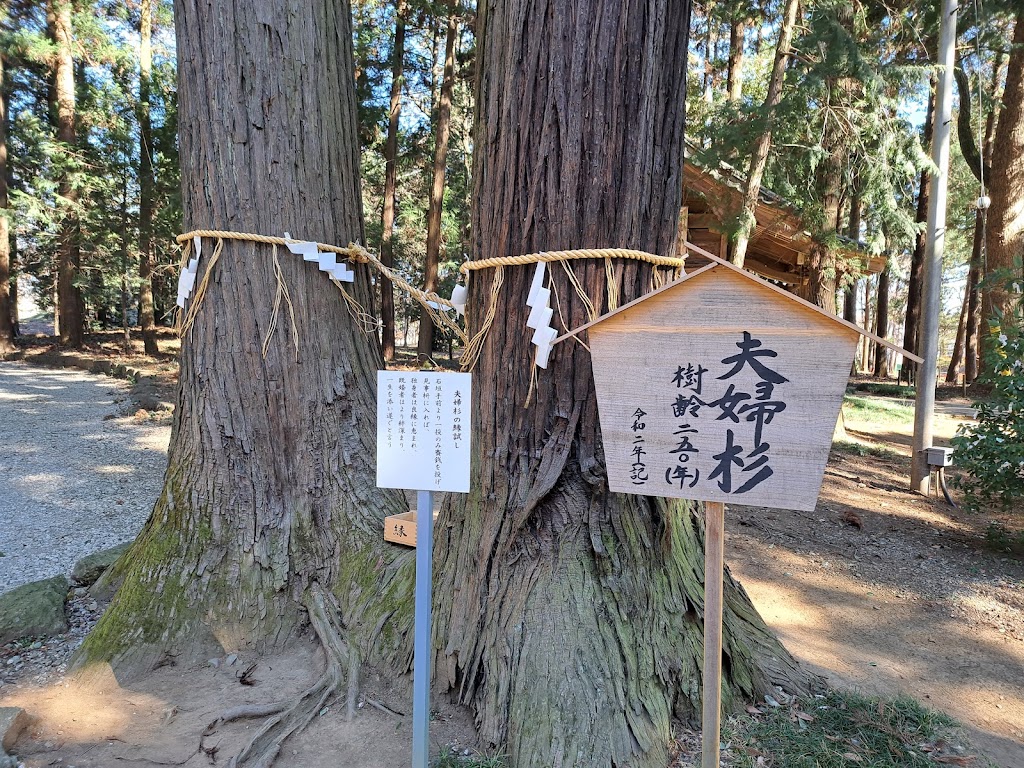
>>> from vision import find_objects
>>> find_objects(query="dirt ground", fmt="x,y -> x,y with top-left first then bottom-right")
1,350 -> 1022,767
2,640 -> 480,768
724,399 -> 1024,767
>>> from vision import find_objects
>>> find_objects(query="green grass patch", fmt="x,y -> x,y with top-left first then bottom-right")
850,382 -> 916,398
832,440 -> 904,460
433,747 -> 506,767
726,690 -> 982,768
842,395 -> 915,425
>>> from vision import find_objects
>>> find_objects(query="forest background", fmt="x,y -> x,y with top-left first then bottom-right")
0,0 -> 1021,378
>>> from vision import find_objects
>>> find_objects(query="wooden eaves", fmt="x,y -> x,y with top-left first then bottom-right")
553,240 -> 924,365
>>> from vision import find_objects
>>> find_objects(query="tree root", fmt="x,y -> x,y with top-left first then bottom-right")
201,583 -> 360,768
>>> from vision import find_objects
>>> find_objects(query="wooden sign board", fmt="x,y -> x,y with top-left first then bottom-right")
586,265 -> 858,512
376,371 -> 471,493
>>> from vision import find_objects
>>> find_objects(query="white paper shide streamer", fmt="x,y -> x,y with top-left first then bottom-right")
176,235 -> 203,308
284,232 -> 354,282
526,262 -> 557,368
448,284 -> 468,317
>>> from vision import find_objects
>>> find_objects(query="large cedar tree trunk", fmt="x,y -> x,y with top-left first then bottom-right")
983,10 -> 1024,348
52,0 -> 84,347
138,0 -> 158,355
432,2 -> 811,766
417,2 -> 457,363
0,51 -> 14,354
379,0 -> 406,361
77,0 -> 412,680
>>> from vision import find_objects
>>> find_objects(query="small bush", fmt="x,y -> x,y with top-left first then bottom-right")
951,281 -> 1024,512
984,522 -> 1024,555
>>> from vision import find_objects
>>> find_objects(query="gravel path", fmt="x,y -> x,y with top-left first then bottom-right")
0,361 -> 170,594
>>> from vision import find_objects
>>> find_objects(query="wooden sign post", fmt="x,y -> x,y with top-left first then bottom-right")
556,246 -> 920,768
376,371 -> 471,768
702,500 -> 725,768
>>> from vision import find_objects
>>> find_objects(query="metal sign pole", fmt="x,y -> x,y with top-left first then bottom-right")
411,489 -> 435,768
702,500 -> 725,768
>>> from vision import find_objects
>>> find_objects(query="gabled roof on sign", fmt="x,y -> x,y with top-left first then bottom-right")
553,241 -> 924,364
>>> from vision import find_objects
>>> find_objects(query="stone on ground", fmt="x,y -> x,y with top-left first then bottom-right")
0,707 -> 29,752
71,542 -> 131,586
0,576 -> 69,644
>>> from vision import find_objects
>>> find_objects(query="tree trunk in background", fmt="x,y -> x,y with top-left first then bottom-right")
966,58 -> 1003,383
731,0 -> 799,268
846,191 -> 862,371
417,1 -> 457,364
77,0 -> 411,683
726,16 -> 745,102
379,0 -> 406,361
983,10 -> 1024,355
138,0 -> 158,355
52,0 -> 83,348
902,84 -> 935,384
703,2 -> 717,106
965,212 -> 984,382
873,257 -> 891,378
433,2 -> 811,766
862,277 -> 873,372
946,287 -> 968,383
807,154 -> 842,313
0,51 -> 14,354
806,6 -> 853,315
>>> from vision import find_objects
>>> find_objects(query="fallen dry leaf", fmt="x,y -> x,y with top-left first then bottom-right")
935,756 -> 976,766
841,753 -> 863,762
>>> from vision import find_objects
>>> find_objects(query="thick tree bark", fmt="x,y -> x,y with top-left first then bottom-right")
138,0 -> 158,355
77,0 -> 411,683
873,257 -> 890,378
0,51 -> 14,355
433,2 -> 811,767
52,0 -> 83,348
417,2 -> 457,364
731,0 -> 799,268
983,10 -> 1024,349
901,83 -> 935,383
726,16 -> 745,102
379,0 -> 406,361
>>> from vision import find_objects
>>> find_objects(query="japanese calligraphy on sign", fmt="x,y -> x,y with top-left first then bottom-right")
376,371 -> 471,493
583,263 -> 874,512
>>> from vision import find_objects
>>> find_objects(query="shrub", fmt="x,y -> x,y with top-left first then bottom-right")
952,277 -> 1024,512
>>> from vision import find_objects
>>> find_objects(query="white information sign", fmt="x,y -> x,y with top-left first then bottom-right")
376,371 -> 471,493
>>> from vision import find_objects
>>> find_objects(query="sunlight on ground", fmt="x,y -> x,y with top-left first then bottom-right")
1,663 -> 168,743
93,464 -> 136,475
734,553 -> 1024,752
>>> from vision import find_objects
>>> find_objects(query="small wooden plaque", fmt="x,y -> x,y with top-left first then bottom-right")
384,510 -> 439,548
